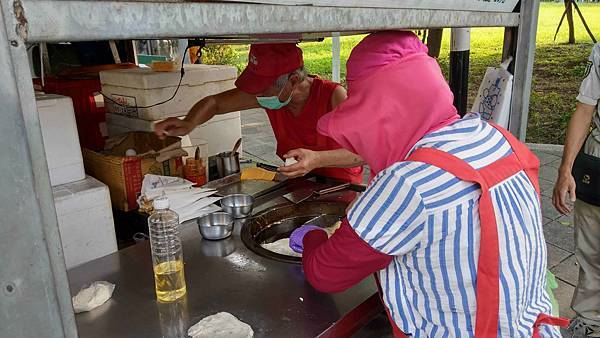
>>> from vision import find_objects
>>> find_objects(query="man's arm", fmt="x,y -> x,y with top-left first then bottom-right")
155,88 -> 260,139
278,85 -> 363,178
553,103 -> 596,214
553,45 -> 600,214
330,85 -> 347,109
278,148 -> 364,179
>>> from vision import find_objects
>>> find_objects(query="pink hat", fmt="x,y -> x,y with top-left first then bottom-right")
318,31 -> 459,177
345,30 -> 429,82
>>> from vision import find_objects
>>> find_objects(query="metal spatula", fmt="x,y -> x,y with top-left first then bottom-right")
283,182 -> 351,204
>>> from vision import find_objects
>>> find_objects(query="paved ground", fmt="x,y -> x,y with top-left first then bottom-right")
240,109 -> 578,332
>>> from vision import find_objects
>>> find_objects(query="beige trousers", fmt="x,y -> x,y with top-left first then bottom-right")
572,135 -> 600,322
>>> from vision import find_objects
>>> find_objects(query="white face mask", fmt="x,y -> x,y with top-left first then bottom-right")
256,79 -> 294,110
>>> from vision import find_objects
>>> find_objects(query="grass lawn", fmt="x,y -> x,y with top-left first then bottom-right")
224,3 -> 600,144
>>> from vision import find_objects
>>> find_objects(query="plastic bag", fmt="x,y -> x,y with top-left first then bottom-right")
545,270 -> 560,317
471,57 -> 513,129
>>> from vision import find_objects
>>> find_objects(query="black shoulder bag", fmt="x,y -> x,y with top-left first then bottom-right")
572,130 -> 600,206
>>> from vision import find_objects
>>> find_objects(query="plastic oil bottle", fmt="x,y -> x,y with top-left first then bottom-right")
148,196 -> 187,302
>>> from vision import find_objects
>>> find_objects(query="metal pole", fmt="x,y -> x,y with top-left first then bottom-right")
449,28 -> 471,116
502,27 -> 518,74
178,39 -> 190,64
0,1 -> 77,337
331,32 -> 341,83
509,0 -> 541,140
426,28 -> 444,58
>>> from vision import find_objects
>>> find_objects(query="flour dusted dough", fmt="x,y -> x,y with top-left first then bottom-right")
188,312 -> 253,338
261,238 -> 302,257
285,157 -> 298,166
72,281 -> 115,313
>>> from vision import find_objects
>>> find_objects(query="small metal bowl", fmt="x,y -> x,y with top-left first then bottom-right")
220,194 -> 254,219
197,212 -> 234,240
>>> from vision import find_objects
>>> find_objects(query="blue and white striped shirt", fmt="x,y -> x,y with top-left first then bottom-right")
348,114 -> 560,337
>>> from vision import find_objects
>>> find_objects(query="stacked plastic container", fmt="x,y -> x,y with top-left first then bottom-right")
100,64 -> 243,157
36,94 -> 117,269
34,77 -> 106,151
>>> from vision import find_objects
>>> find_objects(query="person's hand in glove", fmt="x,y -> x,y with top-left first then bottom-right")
289,225 -> 326,253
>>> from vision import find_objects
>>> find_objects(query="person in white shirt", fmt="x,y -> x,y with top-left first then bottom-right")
553,42 -> 600,338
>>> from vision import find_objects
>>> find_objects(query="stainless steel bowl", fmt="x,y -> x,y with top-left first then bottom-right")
197,212 -> 234,240
220,194 -> 254,219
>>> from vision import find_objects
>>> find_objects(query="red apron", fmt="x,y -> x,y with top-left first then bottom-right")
378,124 -> 569,337
265,77 -> 363,184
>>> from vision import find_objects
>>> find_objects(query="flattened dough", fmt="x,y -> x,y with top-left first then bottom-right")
260,221 -> 343,257
188,312 -> 253,338
261,238 -> 302,257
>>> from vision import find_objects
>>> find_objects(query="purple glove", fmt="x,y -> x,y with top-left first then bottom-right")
289,225 -> 325,253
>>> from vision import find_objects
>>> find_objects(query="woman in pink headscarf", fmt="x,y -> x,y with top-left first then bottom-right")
289,31 -> 567,337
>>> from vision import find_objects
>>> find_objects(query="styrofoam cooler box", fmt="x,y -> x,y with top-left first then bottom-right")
52,175 -> 117,269
36,94 -> 86,186
105,112 -> 242,157
100,64 -> 237,120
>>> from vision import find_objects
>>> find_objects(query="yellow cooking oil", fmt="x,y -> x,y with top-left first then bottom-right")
154,259 -> 186,302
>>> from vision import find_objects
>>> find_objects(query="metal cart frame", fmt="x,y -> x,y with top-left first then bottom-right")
0,1 -> 539,336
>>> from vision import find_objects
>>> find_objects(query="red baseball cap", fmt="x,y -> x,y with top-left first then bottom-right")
235,43 -> 304,95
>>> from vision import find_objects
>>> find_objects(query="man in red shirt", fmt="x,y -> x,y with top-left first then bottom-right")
154,43 -> 364,184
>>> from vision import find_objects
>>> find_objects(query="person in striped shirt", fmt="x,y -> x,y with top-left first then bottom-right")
289,31 -> 566,337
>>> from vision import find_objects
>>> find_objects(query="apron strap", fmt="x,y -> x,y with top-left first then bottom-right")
532,313 -> 570,338
489,123 -> 541,195
407,124 -> 533,337
408,147 -> 505,337
400,123 -> 558,336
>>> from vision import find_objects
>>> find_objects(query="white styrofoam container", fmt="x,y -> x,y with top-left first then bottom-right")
213,0 -> 519,12
105,112 -> 242,157
100,64 -> 237,121
36,94 -> 86,186
52,176 -> 117,269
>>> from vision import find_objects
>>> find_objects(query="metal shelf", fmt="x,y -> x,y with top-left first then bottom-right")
0,1 -> 540,337
19,1 -> 520,42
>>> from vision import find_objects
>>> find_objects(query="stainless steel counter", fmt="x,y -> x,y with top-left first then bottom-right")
67,182 -> 379,338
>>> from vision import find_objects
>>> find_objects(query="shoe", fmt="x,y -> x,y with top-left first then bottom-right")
568,317 -> 600,338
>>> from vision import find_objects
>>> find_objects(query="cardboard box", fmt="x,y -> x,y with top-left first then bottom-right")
83,132 -> 185,211
105,112 -> 242,157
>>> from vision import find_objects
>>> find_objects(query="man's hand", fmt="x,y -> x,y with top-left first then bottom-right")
553,171 -> 577,214
278,148 -> 320,178
154,118 -> 194,140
